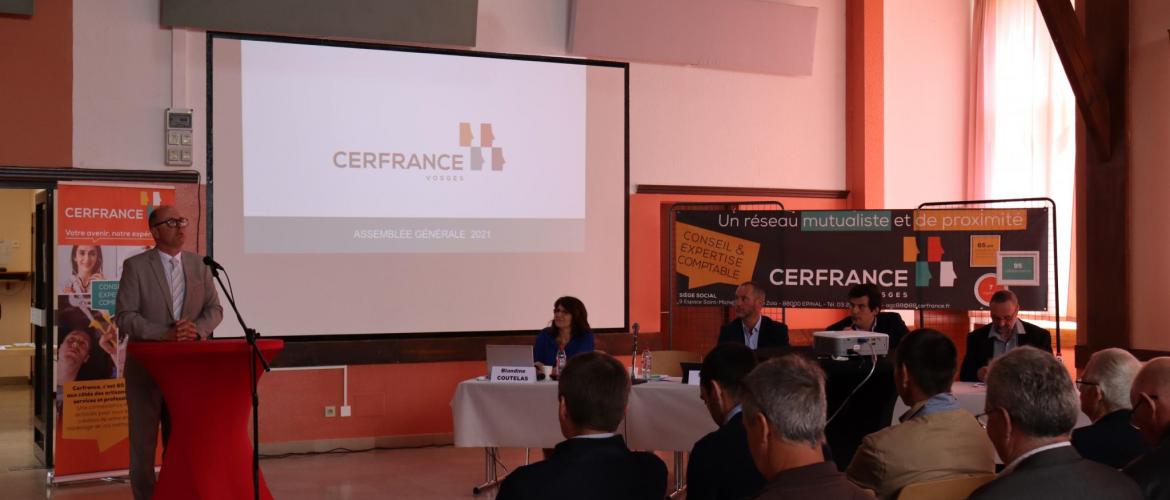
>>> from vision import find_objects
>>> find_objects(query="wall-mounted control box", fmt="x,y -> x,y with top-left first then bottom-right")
165,108 -> 193,167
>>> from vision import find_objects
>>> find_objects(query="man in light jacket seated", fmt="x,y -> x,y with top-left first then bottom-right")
968,347 -> 1143,500
846,328 -> 995,498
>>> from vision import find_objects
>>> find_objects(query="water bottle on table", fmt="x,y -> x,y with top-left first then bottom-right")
641,348 -> 653,379
555,348 -> 567,378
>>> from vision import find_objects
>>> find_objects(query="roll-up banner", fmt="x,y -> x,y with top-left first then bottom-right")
53,183 -> 174,480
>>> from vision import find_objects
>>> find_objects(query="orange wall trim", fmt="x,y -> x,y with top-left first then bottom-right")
0,3 -> 73,167
845,0 -> 884,209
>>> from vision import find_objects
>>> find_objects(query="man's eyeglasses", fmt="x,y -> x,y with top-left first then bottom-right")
1131,393 -> 1160,430
152,217 -> 189,228
1075,379 -> 1099,391
974,408 -> 1003,429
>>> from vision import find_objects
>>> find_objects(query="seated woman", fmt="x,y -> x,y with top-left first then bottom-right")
533,296 -> 595,374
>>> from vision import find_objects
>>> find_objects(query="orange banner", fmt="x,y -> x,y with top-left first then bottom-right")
57,184 -> 174,245
674,222 -> 761,288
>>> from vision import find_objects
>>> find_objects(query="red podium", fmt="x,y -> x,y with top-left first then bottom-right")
128,339 -> 284,500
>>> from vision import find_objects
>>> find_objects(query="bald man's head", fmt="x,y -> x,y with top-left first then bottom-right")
1130,357 -> 1170,444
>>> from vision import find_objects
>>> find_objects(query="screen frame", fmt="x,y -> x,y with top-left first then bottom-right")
206,31 -> 630,342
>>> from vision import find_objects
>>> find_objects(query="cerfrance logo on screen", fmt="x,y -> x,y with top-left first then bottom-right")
332,122 -> 505,183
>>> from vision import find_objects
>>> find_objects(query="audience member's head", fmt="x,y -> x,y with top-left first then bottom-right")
1129,356 -> 1170,446
1078,348 -> 1141,422
699,343 -> 758,425
988,289 -> 1020,336
557,352 -> 629,437
734,282 -> 766,323
893,328 -> 957,406
742,355 -> 827,478
847,283 -> 882,329
983,346 -> 1079,463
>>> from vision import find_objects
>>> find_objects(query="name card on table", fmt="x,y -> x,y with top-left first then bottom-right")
490,366 -> 537,384
687,370 -> 702,385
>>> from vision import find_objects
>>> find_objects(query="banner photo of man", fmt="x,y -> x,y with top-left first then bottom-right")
674,208 -> 1049,311
53,183 -> 175,480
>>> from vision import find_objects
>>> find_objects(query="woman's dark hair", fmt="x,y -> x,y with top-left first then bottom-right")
550,296 -> 591,340
70,245 -> 105,276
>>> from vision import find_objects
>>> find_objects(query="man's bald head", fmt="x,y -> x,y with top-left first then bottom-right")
1133,357 -> 1170,398
1130,357 -> 1170,444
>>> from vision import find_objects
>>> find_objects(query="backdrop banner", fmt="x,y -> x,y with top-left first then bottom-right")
674,208 -> 1048,311
53,183 -> 174,479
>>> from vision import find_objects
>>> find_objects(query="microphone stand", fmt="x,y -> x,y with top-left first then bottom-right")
208,264 -> 269,500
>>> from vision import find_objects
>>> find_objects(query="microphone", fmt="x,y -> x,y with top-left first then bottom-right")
202,255 -> 225,271
630,322 -> 641,382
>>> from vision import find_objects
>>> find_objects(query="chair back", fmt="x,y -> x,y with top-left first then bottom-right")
646,350 -> 702,377
896,474 -> 995,500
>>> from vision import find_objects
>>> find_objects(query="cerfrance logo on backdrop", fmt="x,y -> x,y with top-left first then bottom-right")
331,122 -> 506,182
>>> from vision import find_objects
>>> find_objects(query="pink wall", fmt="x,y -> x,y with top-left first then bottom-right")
882,0 -> 969,208
1127,0 -> 1170,351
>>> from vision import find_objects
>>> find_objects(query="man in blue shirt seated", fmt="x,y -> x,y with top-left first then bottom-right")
1072,348 -> 1148,469
718,282 -> 789,351
826,283 -> 909,350
496,352 -> 667,500
687,343 -> 764,500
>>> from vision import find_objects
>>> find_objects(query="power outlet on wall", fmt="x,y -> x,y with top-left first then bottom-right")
324,406 -> 336,418
340,406 -> 351,417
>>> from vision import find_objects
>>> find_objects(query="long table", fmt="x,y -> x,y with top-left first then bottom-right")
452,377 -> 715,452
452,377 -> 715,495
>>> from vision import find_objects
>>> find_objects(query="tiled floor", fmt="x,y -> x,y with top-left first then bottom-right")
0,381 -> 565,499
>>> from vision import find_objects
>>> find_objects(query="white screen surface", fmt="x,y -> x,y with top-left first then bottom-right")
210,36 -> 627,337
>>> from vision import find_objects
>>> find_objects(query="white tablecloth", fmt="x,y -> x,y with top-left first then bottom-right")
452,377 -> 717,452
891,382 -> 1091,428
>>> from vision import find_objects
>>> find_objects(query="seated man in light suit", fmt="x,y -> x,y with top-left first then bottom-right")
718,282 -> 789,351
846,329 -> 995,498
496,352 -> 667,500
969,347 -> 1143,500
826,283 -> 909,350
959,289 -> 1051,382
687,343 -> 764,500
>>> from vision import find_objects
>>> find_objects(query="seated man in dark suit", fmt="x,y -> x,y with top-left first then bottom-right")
959,289 -> 1052,382
826,283 -> 909,350
1072,348 -> 1149,469
742,355 -> 873,499
1124,356 -> 1170,500
969,347 -> 1143,500
687,343 -> 764,500
496,352 -> 667,500
718,281 -> 788,351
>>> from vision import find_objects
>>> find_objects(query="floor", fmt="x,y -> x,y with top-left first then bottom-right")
0,381 -> 658,499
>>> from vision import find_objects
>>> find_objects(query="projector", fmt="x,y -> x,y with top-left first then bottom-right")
813,330 -> 889,358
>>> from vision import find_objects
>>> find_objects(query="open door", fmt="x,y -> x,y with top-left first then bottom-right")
31,188 -> 54,466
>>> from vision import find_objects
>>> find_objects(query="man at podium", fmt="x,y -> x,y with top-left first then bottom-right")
115,205 -> 223,500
